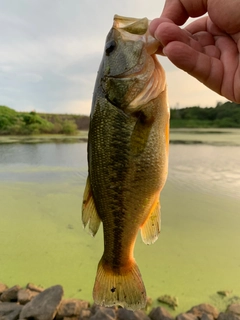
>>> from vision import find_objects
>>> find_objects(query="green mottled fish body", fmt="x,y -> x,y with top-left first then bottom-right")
82,14 -> 169,310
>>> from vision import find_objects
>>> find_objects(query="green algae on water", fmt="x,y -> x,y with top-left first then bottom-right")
1,179 -> 240,315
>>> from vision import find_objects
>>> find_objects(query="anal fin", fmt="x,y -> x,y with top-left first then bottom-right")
141,198 -> 161,245
82,176 -> 101,236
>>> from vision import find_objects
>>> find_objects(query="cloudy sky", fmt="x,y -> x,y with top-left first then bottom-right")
0,0 -> 227,115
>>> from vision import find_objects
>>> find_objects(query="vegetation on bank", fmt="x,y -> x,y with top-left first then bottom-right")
170,101 -> 240,128
0,106 -> 89,135
0,100 -> 240,135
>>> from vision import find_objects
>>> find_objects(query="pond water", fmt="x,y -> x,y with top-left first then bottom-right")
0,138 -> 240,314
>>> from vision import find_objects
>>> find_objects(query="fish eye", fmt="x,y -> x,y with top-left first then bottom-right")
105,40 -> 116,56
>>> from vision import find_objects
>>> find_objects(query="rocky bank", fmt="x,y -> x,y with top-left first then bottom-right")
1,283 -> 240,320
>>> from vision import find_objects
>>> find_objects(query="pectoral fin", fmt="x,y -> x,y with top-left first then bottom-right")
140,198 -> 161,245
82,176 -> 101,236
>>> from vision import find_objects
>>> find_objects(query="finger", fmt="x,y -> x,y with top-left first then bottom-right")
214,36 -> 239,101
207,0 -> 240,34
184,16 -> 208,33
149,0 -> 208,40
161,0 -> 207,25
191,31 -> 215,47
203,45 -> 221,59
163,41 -> 223,96
152,22 -> 203,52
149,17 -> 172,38
185,16 -> 226,37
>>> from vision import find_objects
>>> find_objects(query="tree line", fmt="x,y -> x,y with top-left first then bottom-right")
0,101 -> 240,135
0,106 -> 89,135
170,101 -> 240,128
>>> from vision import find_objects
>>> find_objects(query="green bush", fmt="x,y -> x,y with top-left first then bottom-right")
61,120 -> 77,135
170,102 -> 240,128
214,118 -> 237,128
52,123 -> 63,134
0,106 -> 17,117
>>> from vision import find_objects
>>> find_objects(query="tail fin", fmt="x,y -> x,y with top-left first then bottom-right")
93,258 -> 146,310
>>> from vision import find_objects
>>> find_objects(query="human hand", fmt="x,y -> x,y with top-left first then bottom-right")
149,0 -> 240,102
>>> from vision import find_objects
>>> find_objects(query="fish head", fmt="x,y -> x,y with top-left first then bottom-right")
98,15 -> 166,113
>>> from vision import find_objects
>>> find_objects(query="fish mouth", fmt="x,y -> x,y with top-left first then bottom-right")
113,14 -> 160,55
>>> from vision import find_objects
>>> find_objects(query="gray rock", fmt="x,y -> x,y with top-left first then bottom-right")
187,304 -> 219,319
89,304 -> 102,315
79,308 -> 92,319
218,312 -> 240,320
90,307 -> 116,320
201,313 -> 214,320
90,304 -> 117,316
148,307 -> 174,320
56,298 -> 89,317
0,302 -> 23,320
117,308 -> 150,320
17,288 -> 39,305
19,284 -> 63,320
0,285 -> 21,302
0,283 -> 8,294
227,304 -> 240,316
26,283 -> 44,293
176,313 -> 198,320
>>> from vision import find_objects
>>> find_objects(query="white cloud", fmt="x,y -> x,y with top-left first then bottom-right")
0,0 -> 227,115
16,72 -> 43,83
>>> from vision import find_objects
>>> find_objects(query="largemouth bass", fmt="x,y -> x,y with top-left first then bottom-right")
82,14 -> 169,310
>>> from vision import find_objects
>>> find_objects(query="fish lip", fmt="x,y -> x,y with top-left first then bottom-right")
113,14 -> 149,35
113,14 -> 161,55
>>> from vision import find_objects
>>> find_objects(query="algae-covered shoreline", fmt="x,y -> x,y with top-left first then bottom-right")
0,131 -> 88,144
1,130 -> 240,316
169,128 -> 240,146
1,281 -> 240,320
1,179 -> 240,315
1,128 -> 240,146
